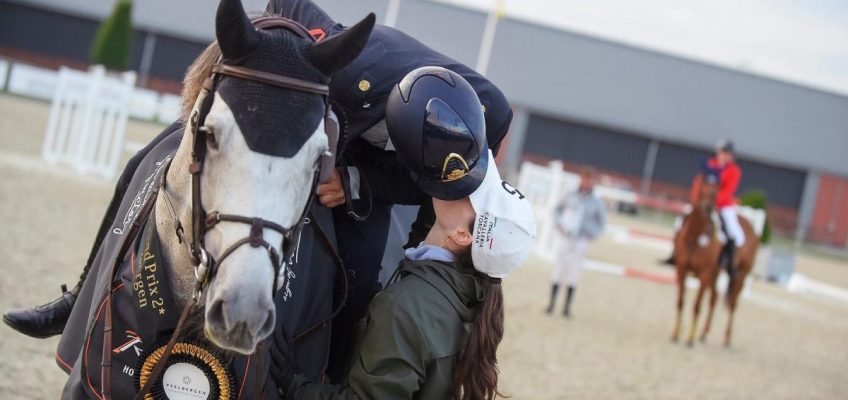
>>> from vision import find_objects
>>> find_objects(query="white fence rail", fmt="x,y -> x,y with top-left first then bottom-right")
0,58 -> 188,179
0,59 -> 9,92
2,58 -> 180,125
42,65 -> 136,179
517,160 -> 767,261
7,63 -> 58,100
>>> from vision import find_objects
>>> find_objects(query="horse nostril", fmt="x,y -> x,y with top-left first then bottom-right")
258,310 -> 275,338
207,298 -> 227,329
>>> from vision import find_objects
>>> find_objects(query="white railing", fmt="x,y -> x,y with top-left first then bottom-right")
517,160 -> 767,260
0,59 -> 9,92
3,59 -> 182,124
7,62 -> 58,100
42,65 -> 137,179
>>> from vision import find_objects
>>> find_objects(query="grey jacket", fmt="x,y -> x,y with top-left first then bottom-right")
555,190 -> 607,240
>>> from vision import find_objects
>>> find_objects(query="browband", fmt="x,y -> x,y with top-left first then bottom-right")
211,64 -> 329,96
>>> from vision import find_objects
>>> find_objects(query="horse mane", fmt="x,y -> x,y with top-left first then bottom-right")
180,42 -> 222,122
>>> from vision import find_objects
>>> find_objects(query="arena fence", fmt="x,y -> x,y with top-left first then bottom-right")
41,65 -> 136,179
2,59 -> 183,178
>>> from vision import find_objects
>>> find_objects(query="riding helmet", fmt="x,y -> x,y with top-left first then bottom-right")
716,138 -> 735,153
386,66 -> 488,200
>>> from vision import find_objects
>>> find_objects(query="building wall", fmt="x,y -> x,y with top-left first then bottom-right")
0,2 -> 208,91
808,175 -> 848,248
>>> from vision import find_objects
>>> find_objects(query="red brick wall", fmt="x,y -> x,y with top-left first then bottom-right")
807,174 -> 848,247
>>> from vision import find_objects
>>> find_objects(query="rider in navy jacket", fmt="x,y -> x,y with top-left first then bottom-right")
5,0 -> 513,383
264,0 -> 512,380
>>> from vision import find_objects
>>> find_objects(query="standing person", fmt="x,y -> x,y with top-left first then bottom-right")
271,154 -> 537,400
545,169 -> 606,317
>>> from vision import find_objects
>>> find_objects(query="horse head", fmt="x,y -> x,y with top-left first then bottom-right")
696,173 -> 719,217
194,0 -> 373,354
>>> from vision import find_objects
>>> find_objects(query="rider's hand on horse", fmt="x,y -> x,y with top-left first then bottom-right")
317,168 -> 345,208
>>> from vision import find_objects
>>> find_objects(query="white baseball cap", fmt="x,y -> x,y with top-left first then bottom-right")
469,150 -> 537,278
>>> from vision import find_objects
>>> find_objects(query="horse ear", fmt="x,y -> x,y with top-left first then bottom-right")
215,0 -> 259,60
307,13 -> 375,77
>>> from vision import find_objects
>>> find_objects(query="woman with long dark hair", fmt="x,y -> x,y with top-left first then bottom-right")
271,154 -> 536,399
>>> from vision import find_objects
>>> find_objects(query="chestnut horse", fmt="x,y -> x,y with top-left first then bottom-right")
671,176 -> 721,347
671,175 -> 759,347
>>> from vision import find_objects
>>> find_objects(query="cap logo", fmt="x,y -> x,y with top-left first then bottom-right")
474,212 -> 497,249
441,153 -> 470,182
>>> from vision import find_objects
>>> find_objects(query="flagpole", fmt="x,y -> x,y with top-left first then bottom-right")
384,0 -> 402,28
475,0 -> 505,75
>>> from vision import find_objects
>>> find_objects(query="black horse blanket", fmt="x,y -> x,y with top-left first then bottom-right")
57,130 -> 337,399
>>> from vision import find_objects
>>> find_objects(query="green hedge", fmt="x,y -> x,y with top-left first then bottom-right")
89,0 -> 133,70
739,189 -> 771,244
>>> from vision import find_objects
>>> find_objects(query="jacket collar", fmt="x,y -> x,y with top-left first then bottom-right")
396,258 -> 486,322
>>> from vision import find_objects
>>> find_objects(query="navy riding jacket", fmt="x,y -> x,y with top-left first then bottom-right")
266,0 -> 513,205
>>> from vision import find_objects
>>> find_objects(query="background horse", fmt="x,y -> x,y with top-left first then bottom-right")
671,175 -> 760,347
671,175 -> 721,347
57,0 -> 374,397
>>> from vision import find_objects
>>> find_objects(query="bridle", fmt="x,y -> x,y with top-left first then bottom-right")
183,16 -> 338,303
95,17 -> 345,400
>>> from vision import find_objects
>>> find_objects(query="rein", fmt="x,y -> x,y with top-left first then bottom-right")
90,17 -> 348,400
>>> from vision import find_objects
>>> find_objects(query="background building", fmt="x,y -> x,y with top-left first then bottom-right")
1,0 -> 847,248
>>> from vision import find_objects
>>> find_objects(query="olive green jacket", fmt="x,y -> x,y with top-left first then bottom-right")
284,258 -> 486,399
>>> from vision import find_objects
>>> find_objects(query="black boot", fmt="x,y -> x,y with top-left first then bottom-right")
545,284 -> 560,314
660,252 -> 676,266
3,282 -> 80,338
722,240 -> 738,279
563,286 -> 576,318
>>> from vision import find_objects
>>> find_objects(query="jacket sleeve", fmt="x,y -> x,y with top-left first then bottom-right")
357,159 -> 428,206
284,294 -> 430,399
590,197 -> 607,239
346,141 -> 428,205
716,165 -> 741,207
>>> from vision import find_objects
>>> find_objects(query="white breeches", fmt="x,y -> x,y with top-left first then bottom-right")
720,206 -> 745,247
550,236 -> 590,287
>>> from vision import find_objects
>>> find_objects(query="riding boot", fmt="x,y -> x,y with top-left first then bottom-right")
723,239 -> 738,279
3,281 -> 81,339
563,286 -> 576,318
661,251 -> 676,266
545,284 -> 559,314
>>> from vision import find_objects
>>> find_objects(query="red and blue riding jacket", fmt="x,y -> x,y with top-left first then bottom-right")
690,157 -> 742,208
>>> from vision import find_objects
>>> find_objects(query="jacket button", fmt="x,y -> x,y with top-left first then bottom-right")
358,79 -> 371,92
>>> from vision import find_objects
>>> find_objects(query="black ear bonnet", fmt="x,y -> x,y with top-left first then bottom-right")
204,17 -> 331,158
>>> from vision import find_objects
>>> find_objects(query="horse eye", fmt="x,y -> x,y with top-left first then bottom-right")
205,128 -> 219,150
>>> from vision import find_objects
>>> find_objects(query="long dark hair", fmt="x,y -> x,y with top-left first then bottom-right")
452,249 -> 507,400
